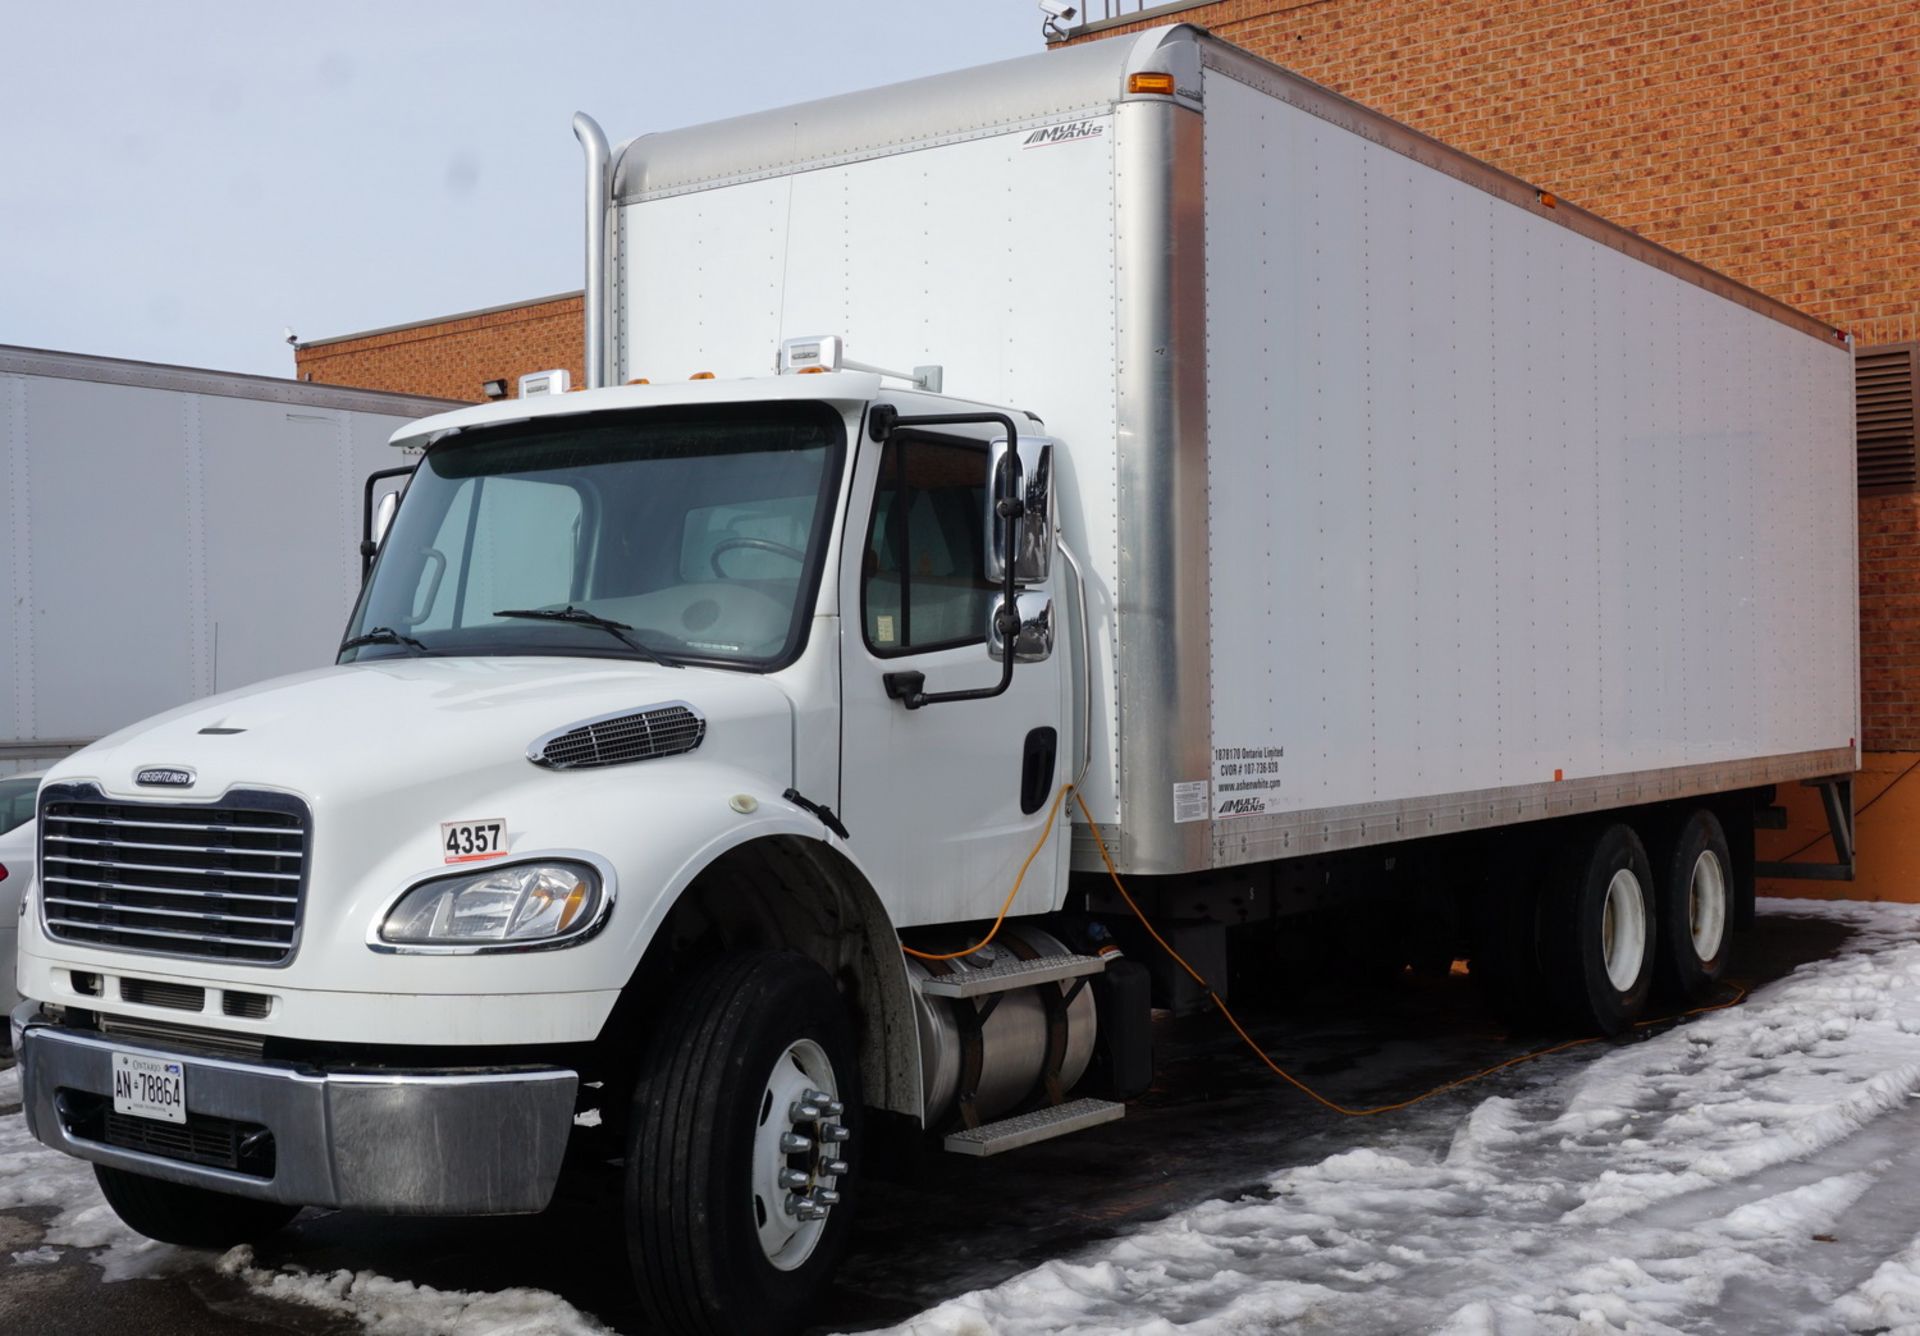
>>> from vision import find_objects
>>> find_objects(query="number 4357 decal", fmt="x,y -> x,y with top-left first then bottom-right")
442,818 -> 507,864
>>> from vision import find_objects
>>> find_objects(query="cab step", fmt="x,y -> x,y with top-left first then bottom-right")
914,953 -> 1106,999
941,1097 -> 1124,1156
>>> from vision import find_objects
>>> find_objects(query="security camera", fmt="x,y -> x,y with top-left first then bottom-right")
1039,1 -> 1077,18
283,326 -> 298,347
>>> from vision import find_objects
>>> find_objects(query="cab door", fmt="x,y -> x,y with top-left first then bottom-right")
837,425 -> 1067,930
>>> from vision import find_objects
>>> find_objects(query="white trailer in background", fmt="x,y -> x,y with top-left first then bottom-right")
13,27 -> 1856,1336
0,346 -> 455,774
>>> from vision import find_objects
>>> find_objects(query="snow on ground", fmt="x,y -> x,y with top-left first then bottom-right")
214,1245 -> 613,1335
889,899 -> 1920,1336
8,898 -> 1920,1335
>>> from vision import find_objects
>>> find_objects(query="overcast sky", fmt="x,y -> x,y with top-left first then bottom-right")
1,2 -> 1042,378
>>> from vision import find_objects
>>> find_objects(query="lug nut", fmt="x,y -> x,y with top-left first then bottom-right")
820,1122 -> 851,1143
779,1169 -> 810,1189
804,1088 -> 833,1105
822,1099 -> 845,1117
815,1188 -> 841,1205
823,1158 -> 850,1176
790,1101 -> 823,1121
779,1132 -> 813,1154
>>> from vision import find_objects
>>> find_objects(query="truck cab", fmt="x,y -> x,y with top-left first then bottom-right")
12,368 -> 1100,1334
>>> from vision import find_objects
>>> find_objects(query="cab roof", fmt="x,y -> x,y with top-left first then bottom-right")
386,373 -> 1026,451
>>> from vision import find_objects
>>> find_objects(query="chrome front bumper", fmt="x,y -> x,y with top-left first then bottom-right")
12,1002 -> 578,1215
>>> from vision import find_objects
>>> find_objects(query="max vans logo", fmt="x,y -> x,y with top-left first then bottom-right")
1024,120 -> 1105,148
1217,796 -> 1267,816
135,767 -> 195,787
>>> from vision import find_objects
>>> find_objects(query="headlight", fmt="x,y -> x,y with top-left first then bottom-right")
380,860 -> 605,947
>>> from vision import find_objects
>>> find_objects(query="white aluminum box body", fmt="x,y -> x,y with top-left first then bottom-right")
608,25 -> 1856,876
0,347 -> 456,774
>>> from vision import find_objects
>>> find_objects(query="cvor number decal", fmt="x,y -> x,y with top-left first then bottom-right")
442,818 -> 507,864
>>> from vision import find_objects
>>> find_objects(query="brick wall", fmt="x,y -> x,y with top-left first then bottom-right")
1073,0 -> 1920,743
1069,1 -> 1919,346
1862,492 -> 1920,748
294,293 -> 584,403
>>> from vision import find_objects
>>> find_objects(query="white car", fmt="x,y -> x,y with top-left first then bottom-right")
0,770 -> 42,1015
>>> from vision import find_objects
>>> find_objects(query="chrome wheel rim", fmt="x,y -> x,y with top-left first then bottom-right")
1688,849 -> 1728,963
1601,867 -> 1648,993
750,1038 -> 847,1271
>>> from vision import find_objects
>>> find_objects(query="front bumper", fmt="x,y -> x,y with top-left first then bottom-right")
12,1002 -> 578,1215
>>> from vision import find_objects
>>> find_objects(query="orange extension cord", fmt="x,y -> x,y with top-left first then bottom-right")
903,783 -> 1750,1117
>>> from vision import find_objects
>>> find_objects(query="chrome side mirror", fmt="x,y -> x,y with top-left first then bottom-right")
985,437 -> 1054,585
372,489 -> 400,547
987,591 -> 1054,663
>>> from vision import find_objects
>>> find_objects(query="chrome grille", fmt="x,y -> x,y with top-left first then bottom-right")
38,787 -> 309,966
530,703 -> 706,770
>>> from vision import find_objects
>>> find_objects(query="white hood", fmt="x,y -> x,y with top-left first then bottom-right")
52,657 -> 795,807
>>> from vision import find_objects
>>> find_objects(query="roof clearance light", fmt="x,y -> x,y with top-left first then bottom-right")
1128,72 -> 1176,95
690,371 -> 716,380
796,365 -> 828,375
1537,190 -> 1558,209
780,336 -> 844,375
627,377 -> 650,385
518,368 -> 572,398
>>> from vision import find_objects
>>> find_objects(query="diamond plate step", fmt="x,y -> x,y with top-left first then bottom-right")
913,953 -> 1106,999
942,1097 -> 1124,1156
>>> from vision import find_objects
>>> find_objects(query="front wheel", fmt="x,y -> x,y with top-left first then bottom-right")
626,951 -> 860,1336
94,1165 -> 300,1248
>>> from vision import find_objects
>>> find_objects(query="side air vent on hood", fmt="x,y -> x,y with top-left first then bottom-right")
528,703 -> 707,770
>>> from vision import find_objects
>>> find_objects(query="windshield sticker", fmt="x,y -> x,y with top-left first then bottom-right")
442,818 -> 508,864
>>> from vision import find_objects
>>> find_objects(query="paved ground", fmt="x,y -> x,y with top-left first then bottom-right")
0,907 -> 1859,1335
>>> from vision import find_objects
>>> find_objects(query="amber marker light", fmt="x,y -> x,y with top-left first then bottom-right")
1127,72 -> 1176,95
690,371 -> 716,380
1537,190 -> 1558,209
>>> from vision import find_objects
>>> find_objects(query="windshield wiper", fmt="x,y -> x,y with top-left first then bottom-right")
491,606 -> 682,668
340,626 -> 431,656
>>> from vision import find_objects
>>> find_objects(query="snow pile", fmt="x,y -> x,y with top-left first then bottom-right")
889,899 -> 1920,1335
217,1245 -> 615,1335
0,1056 -> 179,1280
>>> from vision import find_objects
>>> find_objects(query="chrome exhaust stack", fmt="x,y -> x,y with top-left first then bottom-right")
571,112 -> 610,389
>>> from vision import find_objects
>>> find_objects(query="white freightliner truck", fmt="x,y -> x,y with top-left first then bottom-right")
13,26 -> 1856,1335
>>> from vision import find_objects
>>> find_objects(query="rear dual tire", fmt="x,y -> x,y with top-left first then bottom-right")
1541,823 -> 1656,1036
1652,808 -> 1734,1002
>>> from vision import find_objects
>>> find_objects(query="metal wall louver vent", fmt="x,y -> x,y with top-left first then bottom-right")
1858,343 -> 1919,495
528,703 -> 706,770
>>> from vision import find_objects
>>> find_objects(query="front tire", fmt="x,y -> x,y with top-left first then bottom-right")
626,951 -> 860,1336
1653,808 -> 1734,1001
1542,823 -> 1656,1035
93,1165 -> 299,1248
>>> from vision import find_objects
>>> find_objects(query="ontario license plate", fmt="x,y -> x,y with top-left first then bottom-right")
112,1052 -> 186,1124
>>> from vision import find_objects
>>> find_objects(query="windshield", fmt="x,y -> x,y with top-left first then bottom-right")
343,404 -> 846,669
0,776 -> 37,835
